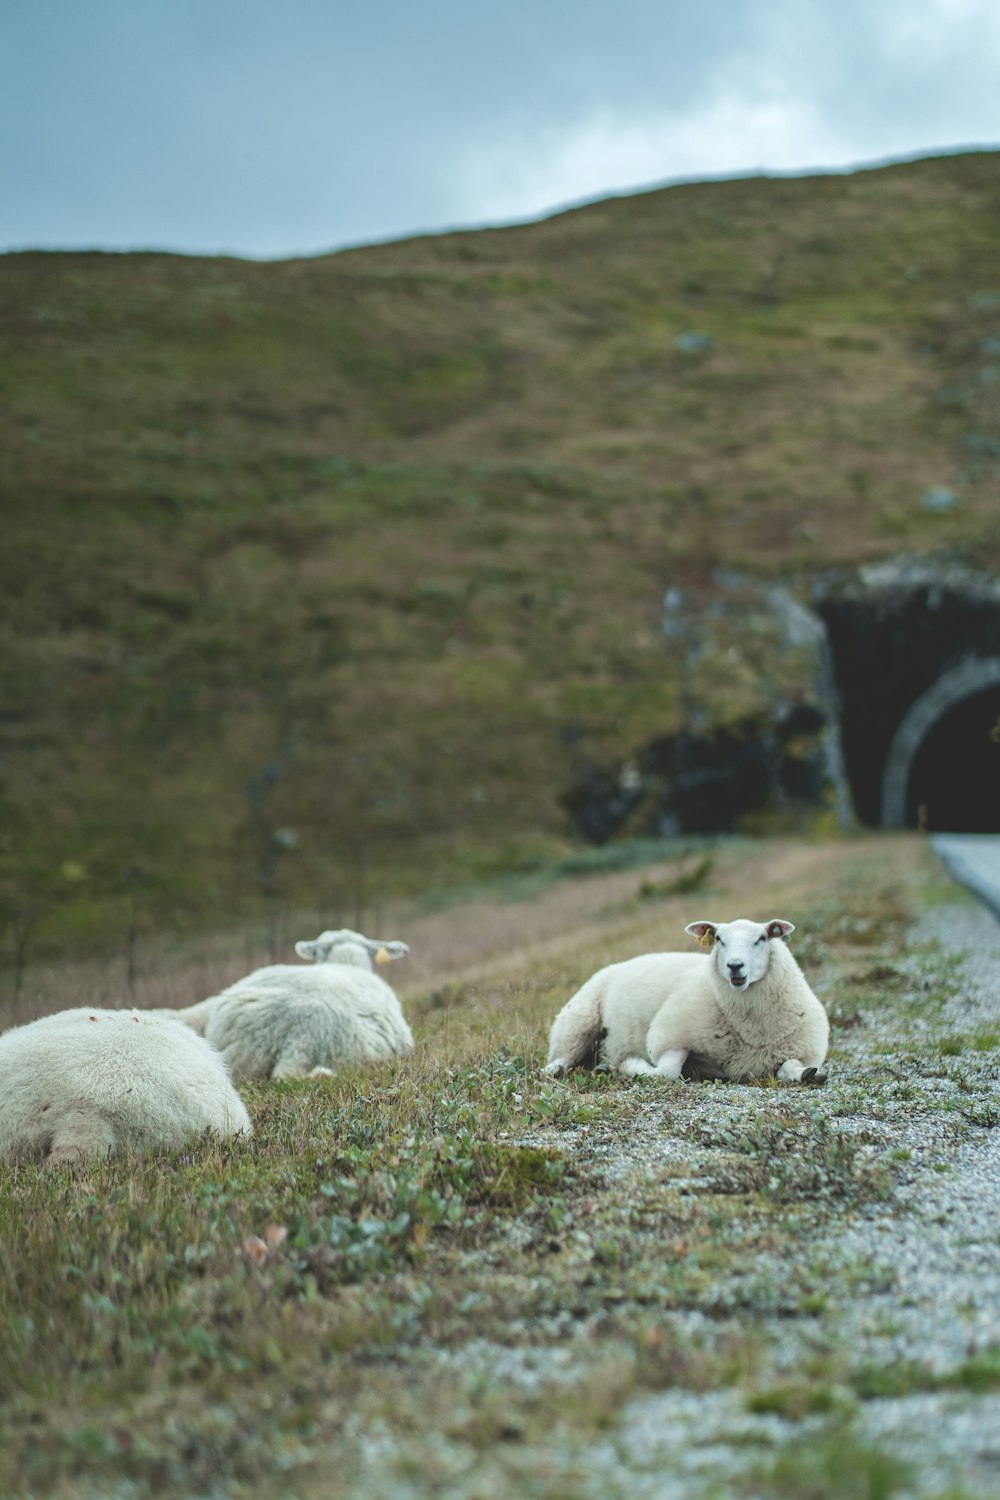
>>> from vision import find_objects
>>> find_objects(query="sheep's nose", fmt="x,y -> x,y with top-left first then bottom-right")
727,961 -> 744,974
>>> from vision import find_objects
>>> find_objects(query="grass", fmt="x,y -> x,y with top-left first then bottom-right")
4,151 -> 1000,959
0,835 -> 994,1498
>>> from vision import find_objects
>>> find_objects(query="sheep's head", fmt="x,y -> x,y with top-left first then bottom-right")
294,929 -> 410,971
684,918 -> 795,991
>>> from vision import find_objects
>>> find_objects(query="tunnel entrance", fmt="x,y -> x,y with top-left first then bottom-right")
562,561 -> 1000,843
879,658 -> 1000,829
815,563 -> 1000,831
904,685 -> 1000,831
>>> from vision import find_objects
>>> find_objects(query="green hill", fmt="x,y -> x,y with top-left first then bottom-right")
2,151 -> 999,960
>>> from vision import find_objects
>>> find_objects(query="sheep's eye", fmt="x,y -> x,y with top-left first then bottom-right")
715,935 -> 724,947
754,935 -> 765,946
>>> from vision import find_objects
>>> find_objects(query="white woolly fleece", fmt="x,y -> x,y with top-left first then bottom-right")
0,1007 -> 251,1166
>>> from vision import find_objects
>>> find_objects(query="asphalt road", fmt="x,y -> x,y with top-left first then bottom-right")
932,834 -> 1000,920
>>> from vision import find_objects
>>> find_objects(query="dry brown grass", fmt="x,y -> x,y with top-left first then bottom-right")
6,833 -> 919,1030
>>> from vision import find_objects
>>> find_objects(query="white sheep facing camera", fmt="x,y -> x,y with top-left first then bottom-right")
545,917 -> 829,1085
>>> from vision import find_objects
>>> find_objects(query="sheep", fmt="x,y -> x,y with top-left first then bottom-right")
544,918 -> 829,1085
171,928 -> 414,1081
0,1007 -> 252,1167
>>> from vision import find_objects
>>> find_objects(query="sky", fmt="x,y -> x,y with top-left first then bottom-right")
3,0 -> 1000,260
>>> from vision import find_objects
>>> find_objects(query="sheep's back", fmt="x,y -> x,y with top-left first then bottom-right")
204,971 -> 412,1079
218,963 -> 318,998
0,1008 -> 251,1162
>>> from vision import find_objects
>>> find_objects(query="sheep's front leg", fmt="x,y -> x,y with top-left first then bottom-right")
619,1048 -> 687,1079
652,1048 -> 687,1079
777,1058 -> 828,1085
272,1054 -> 317,1081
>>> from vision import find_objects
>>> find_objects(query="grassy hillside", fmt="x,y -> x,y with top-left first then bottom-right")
2,151 -> 1000,959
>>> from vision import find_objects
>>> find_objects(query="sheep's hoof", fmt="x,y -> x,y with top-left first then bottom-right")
800,1067 -> 828,1087
542,1060 -> 566,1078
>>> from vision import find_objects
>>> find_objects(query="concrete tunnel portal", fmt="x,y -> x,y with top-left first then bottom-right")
881,660 -> 1000,831
815,566 -> 1000,834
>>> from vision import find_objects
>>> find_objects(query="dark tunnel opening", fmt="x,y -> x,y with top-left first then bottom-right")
816,570 -> 1000,831
906,687 -> 1000,832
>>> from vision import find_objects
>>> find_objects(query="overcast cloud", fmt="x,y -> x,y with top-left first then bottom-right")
2,0 -> 999,258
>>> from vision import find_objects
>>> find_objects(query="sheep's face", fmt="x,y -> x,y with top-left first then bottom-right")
684,918 -> 795,991
294,929 -> 410,970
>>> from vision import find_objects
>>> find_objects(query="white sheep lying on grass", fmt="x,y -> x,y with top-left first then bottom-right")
545,918 -> 829,1084
173,928 -> 413,1081
0,1008 -> 252,1166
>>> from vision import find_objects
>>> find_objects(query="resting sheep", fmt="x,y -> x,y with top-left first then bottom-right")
0,1008 -> 252,1166
545,918 -> 829,1084
172,928 -> 413,1081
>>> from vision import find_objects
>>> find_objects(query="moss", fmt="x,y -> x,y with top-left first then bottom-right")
946,1350 -> 1000,1393
746,1383 -> 851,1420
748,1429 -> 913,1500
467,1143 -> 566,1210
851,1351 -> 1000,1399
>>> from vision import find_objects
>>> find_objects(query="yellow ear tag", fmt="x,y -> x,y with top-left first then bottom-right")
374,946 -> 392,964
698,930 -> 714,950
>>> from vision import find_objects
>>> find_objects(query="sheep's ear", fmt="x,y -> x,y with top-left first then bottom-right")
295,940 -> 321,962
765,919 -> 795,941
374,941 -> 409,964
685,921 -> 718,948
